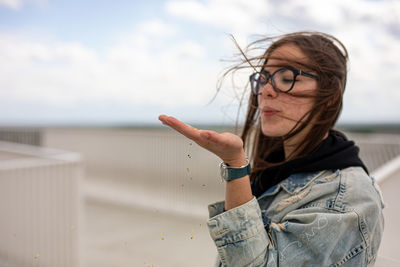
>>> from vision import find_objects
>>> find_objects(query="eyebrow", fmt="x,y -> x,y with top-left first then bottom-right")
262,66 -> 280,72
262,65 -> 289,73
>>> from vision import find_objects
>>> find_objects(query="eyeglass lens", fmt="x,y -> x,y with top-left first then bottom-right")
250,68 -> 295,94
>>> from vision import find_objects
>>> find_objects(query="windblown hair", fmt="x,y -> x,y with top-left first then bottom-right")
222,31 -> 349,183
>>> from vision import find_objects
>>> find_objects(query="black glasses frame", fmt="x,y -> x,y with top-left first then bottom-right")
249,66 -> 319,95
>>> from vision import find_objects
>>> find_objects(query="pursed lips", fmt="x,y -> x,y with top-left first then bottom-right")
260,107 -> 280,117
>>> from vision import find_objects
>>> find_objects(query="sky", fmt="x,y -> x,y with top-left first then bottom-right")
0,0 -> 399,126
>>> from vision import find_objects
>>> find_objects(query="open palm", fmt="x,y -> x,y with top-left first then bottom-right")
158,115 -> 246,165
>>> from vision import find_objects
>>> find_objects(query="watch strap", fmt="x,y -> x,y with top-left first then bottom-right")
220,160 -> 251,181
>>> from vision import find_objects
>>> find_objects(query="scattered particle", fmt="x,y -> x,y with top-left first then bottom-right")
186,168 -> 190,172
181,184 -> 184,187
34,253 -> 40,259
202,184 -> 206,187
189,143 -> 192,146
187,154 -> 192,159
161,237 -> 165,240
124,241 -> 128,246
71,225 -> 76,230
190,177 -> 193,180
100,248 -> 104,251
160,233 -> 164,236
190,236 -> 194,240
13,233 -> 16,238
191,228 -> 194,233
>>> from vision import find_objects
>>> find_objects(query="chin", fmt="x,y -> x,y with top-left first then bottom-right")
261,127 -> 287,138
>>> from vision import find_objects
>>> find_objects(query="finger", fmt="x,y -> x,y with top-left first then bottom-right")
159,115 -> 201,141
158,114 -> 170,125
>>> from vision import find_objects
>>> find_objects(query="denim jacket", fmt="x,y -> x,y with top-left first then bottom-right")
207,167 -> 385,267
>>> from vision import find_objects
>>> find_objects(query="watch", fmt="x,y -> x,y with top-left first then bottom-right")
219,159 -> 251,181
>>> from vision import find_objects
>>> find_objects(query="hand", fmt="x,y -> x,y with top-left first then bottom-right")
158,115 -> 246,166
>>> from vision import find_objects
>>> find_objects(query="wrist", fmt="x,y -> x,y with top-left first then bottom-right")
224,157 -> 247,168
223,152 -> 247,167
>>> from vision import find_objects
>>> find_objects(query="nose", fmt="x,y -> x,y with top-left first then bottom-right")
259,80 -> 278,98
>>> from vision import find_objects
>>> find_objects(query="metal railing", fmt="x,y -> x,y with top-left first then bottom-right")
0,128 -> 42,146
347,132 -> 400,173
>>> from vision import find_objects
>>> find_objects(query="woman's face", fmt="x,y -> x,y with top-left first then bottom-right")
258,44 -> 318,139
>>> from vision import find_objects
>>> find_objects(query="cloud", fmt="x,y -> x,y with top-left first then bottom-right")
0,0 -> 20,10
137,19 -> 178,38
0,0 -> 45,10
165,0 -> 270,36
0,21 -> 219,110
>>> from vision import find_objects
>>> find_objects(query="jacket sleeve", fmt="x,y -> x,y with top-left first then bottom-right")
207,198 -> 373,267
207,197 -> 271,267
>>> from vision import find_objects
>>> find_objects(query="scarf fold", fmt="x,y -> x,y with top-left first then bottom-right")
251,130 -> 368,197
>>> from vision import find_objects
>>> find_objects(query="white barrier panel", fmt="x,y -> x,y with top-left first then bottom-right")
350,134 -> 400,265
0,141 -> 83,267
372,155 -> 400,265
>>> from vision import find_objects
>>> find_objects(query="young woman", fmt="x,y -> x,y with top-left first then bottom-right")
158,31 -> 384,266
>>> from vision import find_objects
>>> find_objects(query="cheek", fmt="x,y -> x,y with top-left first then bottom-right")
282,95 -> 314,109
282,97 -> 315,120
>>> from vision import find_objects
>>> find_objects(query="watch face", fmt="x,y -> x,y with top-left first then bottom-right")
220,166 -> 228,180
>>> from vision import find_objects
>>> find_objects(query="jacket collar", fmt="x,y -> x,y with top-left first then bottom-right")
258,170 -> 330,198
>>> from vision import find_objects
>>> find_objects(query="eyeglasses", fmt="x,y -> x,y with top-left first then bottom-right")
249,66 -> 319,95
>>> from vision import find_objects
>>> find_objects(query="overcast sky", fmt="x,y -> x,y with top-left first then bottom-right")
0,0 -> 399,126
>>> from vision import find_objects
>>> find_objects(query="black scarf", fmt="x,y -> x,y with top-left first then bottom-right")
251,130 -> 369,197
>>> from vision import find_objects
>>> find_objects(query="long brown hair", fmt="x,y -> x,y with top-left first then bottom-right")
221,31 -> 348,183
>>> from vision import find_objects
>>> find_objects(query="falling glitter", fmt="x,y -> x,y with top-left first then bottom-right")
187,154 -> 192,159
34,253 -> 40,259
186,168 -> 190,172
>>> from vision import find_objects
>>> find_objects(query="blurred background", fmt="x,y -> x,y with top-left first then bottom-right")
0,0 -> 399,266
